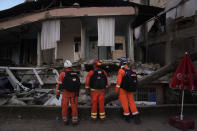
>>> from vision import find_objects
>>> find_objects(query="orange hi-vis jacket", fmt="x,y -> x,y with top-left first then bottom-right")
56,68 -> 79,121
116,64 -> 139,115
85,67 -> 108,120
85,67 -> 108,90
56,68 -> 72,95
116,65 -> 134,92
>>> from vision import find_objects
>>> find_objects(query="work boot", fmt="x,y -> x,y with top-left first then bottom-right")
90,117 -> 97,124
91,116 -> 97,121
124,115 -> 131,123
63,120 -> 69,125
100,118 -> 105,121
72,121 -> 78,126
62,117 -> 69,125
133,114 -> 141,125
72,117 -> 79,126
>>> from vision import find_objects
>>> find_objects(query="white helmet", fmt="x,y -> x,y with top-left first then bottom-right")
64,60 -> 72,68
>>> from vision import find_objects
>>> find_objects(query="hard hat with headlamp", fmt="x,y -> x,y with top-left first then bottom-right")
118,57 -> 127,65
93,60 -> 102,66
64,60 -> 72,68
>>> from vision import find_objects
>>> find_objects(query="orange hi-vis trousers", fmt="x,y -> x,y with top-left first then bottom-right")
90,90 -> 105,120
119,88 -> 139,116
61,90 -> 78,122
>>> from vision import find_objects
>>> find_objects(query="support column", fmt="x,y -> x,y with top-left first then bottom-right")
127,24 -> 135,62
144,24 -> 148,63
165,35 -> 173,64
37,32 -> 42,66
81,21 -> 86,60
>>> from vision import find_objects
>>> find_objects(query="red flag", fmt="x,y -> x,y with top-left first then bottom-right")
170,53 -> 197,91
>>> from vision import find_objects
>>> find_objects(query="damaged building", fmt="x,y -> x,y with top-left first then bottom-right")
135,0 -> 197,66
0,0 -> 162,66
3,0 -> 194,106
131,0 -> 197,106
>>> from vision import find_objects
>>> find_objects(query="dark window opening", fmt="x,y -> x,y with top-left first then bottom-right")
115,43 -> 123,50
75,42 -> 81,52
74,37 -> 81,52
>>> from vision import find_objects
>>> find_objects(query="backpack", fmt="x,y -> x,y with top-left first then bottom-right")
120,68 -> 137,92
89,69 -> 107,90
60,71 -> 81,92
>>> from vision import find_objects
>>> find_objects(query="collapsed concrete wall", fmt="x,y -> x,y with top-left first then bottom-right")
135,0 -> 197,66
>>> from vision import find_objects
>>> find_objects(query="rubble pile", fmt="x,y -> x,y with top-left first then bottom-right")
0,87 -> 55,106
0,67 -> 58,106
0,62 -> 163,106
78,89 -> 91,106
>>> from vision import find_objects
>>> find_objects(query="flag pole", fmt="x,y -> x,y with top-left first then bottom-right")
180,52 -> 187,120
180,90 -> 184,120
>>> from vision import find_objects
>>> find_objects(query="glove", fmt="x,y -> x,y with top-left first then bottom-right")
115,87 -> 120,97
56,95 -> 60,100
115,87 -> 120,93
85,86 -> 89,90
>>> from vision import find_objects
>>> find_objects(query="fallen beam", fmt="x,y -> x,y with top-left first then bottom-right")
5,68 -> 29,91
138,52 -> 197,86
105,52 -> 197,104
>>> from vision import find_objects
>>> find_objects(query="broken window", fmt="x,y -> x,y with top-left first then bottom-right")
74,37 -> 81,52
175,16 -> 195,30
115,43 -> 123,50
75,42 -> 81,52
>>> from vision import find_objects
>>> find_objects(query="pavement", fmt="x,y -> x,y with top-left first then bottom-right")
0,105 -> 196,131
0,115 -> 196,131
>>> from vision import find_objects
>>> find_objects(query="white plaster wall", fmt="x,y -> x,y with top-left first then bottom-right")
57,19 -> 81,62
177,0 -> 197,17
150,0 -> 169,8
112,36 -> 126,60
129,0 -> 141,4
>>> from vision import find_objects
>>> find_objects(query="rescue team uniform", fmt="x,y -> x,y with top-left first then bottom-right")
85,68 -> 108,120
116,65 -> 139,116
56,68 -> 80,124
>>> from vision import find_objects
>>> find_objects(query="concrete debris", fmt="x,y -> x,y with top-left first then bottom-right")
44,95 -> 62,106
8,96 -> 27,106
106,100 -> 121,107
135,101 -> 157,106
0,77 -> 14,94
0,63 -> 165,106
78,89 -> 90,105
0,98 -> 9,105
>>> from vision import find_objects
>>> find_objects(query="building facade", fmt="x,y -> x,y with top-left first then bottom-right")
135,0 -> 197,66
0,0 -> 162,66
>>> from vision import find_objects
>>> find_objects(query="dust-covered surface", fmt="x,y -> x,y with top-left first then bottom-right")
0,114 -> 196,131
0,105 -> 197,131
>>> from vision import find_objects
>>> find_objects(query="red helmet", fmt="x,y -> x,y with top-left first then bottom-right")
93,60 -> 102,66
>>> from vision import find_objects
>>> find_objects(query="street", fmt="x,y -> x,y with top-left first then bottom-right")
1,114 -> 196,131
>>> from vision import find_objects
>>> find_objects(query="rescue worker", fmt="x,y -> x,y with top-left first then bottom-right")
115,57 -> 141,124
56,60 -> 81,125
85,60 -> 108,121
